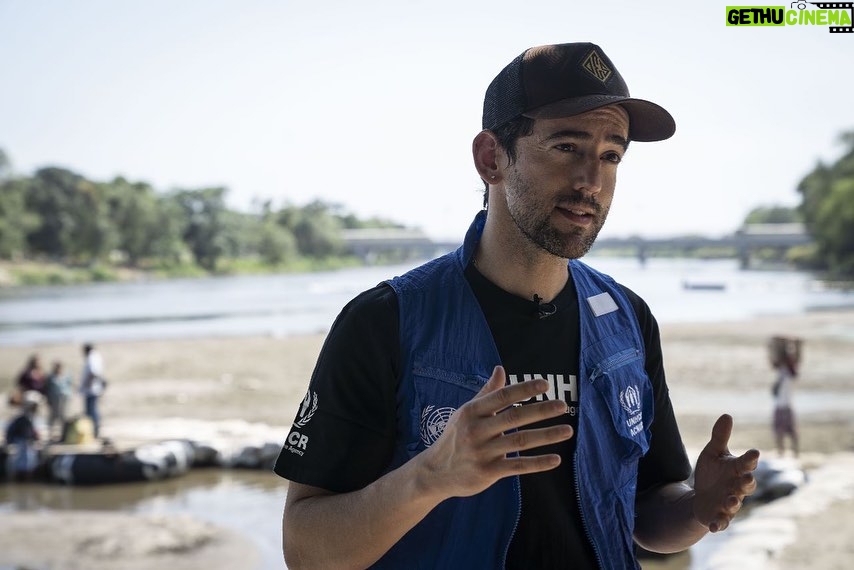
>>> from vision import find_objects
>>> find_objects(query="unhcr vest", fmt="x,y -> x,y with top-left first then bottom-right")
379,211 -> 653,569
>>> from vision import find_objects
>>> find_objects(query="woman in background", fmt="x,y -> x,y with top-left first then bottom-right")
769,336 -> 803,457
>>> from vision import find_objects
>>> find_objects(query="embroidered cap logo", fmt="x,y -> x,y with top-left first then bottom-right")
582,50 -> 612,83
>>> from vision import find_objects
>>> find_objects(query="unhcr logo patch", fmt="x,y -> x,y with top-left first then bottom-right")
582,50 -> 612,83
294,390 -> 318,428
620,385 -> 644,436
620,385 -> 641,415
285,390 -> 319,457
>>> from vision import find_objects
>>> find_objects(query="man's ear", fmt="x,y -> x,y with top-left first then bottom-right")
472,130 -> 503,184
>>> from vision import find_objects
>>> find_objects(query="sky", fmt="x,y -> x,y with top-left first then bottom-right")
1,0 -> 852,241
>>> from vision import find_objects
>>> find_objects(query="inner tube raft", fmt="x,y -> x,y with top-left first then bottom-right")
48,439 -> 195,486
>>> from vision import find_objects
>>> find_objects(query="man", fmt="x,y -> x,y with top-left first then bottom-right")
80,343 -> 106,438
275,42 -> 760,569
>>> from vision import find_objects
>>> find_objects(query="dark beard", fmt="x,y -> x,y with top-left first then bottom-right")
518,213 -> 601,259
505,176 -> 608,259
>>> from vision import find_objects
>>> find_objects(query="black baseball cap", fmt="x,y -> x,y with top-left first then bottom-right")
482,42 -> 675,142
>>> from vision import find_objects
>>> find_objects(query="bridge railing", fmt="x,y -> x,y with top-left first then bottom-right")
341,224 -> 813,268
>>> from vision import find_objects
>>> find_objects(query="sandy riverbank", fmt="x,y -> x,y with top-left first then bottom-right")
1,309 -> 853,569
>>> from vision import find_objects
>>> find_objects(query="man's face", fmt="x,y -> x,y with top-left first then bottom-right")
498,105 -> 629,259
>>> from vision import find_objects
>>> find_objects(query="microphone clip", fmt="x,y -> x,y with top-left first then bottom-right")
532,294 -> 557,319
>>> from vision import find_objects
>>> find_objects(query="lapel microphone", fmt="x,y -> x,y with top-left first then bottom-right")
532,294 -> 557,319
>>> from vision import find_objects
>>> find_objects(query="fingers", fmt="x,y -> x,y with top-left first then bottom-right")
702,462 -> 758,533
462,367 -> 573,463
492,396 -> 568,429
707,493 -> 743,533
469,366 -> 555,418
503,451 -> 562,475
478,365 -> 508,395
737,448 -> 761,473
739,471 -> 758,497
491,423 -> 574,455
709,518 -> 728,533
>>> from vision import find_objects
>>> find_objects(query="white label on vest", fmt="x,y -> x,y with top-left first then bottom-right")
587,292 -> 618,317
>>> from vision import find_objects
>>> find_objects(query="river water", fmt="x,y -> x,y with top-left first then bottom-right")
1,257 -> 853,347
1,257 -> 853,569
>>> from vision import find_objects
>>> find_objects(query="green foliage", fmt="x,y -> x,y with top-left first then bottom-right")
8,262 -> 101,286
258,222 -> 298,265
102,177 -> 184,267
0,149 -> 11,180
23,167 -> 121,262
277,200 -> 345,258
0,178 -> 40,258
0,154 -> 407,285
786,243 -> 823,270
797,131 -> 854,276
744,205 -> 801,224
169,187 -> 229,271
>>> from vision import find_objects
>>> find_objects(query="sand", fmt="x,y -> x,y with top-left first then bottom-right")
1,309 -> 853,569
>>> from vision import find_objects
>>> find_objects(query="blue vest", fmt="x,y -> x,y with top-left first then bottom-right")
378,212 -> 654,569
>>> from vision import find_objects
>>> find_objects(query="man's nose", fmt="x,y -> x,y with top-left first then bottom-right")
572,157 -> 603,195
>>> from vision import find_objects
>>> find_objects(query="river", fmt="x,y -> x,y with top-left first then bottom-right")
1,257 -> 853,347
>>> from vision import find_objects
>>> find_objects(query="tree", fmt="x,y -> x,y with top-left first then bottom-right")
102,177 -> 185,267
743,205 -> 801,225
797,131 -> 854,276
0,178 -> 40,259
258,221 -> 298,265
169,187 -> 229,271
0,148 -> 11,180
25,167 -> 118,262
279,200 -> 345,258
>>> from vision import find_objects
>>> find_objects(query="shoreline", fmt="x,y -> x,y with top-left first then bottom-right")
1,309 -> 853,569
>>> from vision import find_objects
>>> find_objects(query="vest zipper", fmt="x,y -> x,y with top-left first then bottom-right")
590,348 -> 641,381
574,439 -> 605,569
501,474 -> 522,567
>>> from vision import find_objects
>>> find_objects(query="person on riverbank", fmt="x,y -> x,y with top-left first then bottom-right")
45,360 -> 73,440
15,354 -> 45,399
770,336 -> 802,457
4,390 -> 42,481
79,343 -> 106,439
275,42 -> 760,569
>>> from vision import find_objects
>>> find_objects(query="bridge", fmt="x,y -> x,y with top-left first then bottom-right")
590,223 -> 813,268
342,223 -> 813,268
341,228 -> 459,262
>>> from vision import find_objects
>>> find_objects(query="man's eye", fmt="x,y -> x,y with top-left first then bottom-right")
555,143 -> 576,152
603,152 -> 623,164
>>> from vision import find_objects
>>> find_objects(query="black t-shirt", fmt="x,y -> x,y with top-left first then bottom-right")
275,263 -> 692,569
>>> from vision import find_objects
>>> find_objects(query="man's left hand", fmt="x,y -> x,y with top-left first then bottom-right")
692,414 -> 760,532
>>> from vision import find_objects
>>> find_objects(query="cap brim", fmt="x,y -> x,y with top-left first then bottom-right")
523,95 -> 676,142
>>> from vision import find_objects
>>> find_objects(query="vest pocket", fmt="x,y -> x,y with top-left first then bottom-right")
586,346 -> 653,461
412,363 -> 485,409
411,360 -> 487,450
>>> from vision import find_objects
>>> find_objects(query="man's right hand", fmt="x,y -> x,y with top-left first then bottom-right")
283,365 -> 574,570
417,365 -> 573,499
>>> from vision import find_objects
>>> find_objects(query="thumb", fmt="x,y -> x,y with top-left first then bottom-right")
707,414 -> 733,455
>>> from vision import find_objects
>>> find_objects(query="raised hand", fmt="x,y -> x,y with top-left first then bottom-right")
692,414 -> 760,532
418,365 -> 573,499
